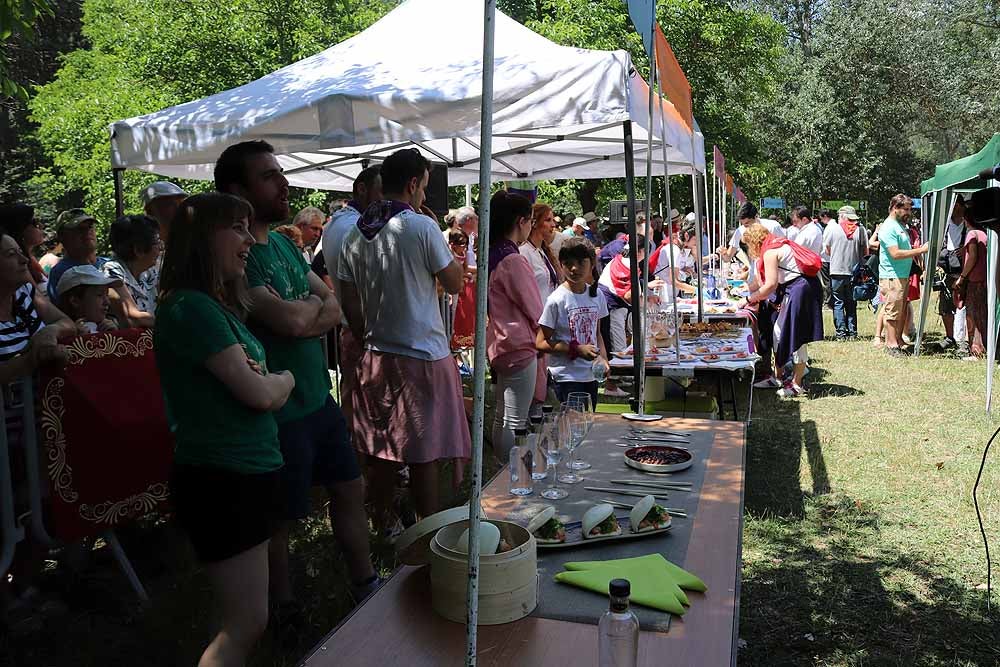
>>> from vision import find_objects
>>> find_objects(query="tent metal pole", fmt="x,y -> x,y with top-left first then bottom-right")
692,172 -> 705,322
705,167 -> 712,273
113,168 -> 125,219
465,184 -> 472,207
656,67 -> 681,365
988,177 -> 999,413
623,120 -> 644,413
465,0 -> 496,662
634,38 -> 657,419
915,191 -> 954,356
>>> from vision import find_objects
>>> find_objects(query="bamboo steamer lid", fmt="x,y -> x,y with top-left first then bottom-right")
395,506 -> 485,566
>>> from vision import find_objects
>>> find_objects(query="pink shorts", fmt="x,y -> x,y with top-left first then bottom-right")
352,351 -> 471,464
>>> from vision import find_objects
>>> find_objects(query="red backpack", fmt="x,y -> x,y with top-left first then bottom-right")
757,236 -> 822,280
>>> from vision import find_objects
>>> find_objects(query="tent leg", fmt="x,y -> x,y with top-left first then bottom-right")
465,1 -> 497,663
692,173 -> 705,322
113,168 -> 125,219
622,120 -> 645,415
987,227 -> 998,413
104,530 -> 149,602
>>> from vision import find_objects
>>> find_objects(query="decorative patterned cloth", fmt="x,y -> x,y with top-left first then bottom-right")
37,328 -> 172,541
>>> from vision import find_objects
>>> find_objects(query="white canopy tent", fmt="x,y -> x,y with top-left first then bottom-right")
109,0 -> 704,186
108,0 -> 711,659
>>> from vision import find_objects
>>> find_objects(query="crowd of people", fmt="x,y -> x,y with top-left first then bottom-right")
0,136 -> 990,662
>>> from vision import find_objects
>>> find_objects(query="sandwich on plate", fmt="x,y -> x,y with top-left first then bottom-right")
629,494 -> 672,533
527,506 -> 566,544
582,503 -> 623,539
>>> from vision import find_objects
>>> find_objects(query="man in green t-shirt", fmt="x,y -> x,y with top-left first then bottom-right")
215,141 -> 379,622
877,194 -> 928,356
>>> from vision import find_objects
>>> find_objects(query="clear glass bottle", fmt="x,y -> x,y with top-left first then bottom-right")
509,428 -> 533,496
528,415 -> 547,481
598,578 -> 639,667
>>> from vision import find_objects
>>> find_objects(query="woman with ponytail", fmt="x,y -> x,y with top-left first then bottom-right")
486,191 -> 545,460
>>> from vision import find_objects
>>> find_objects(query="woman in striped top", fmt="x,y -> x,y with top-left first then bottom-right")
0,233 -> 76,378
0,231 -> 76,630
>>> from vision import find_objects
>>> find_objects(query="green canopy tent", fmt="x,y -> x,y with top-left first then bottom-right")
916,134 -> 1000,411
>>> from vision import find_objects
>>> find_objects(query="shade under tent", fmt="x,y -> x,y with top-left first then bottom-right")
916,133 -> 1000,411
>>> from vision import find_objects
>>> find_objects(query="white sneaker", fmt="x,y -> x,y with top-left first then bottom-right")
777,383 -> 806,399
602,386 -> 628,397
753,376 -> 781,388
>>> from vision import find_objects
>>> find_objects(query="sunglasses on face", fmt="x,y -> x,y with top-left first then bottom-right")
450,241 -> 468,248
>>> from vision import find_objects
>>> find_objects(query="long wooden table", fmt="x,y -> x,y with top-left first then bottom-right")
301,417 -> 746,667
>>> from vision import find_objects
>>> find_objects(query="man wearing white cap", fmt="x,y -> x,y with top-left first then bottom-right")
140,181 -> 188,243
824,205 -> 869,340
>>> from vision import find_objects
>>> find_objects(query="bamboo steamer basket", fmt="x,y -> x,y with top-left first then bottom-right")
429,519 -> 538,625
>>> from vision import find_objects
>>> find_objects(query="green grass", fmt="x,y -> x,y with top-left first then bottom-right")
4,307 -> 1000,666
738,307 -> 1000,666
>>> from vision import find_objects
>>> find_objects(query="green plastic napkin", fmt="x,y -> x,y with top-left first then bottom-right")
564,554 -> 708,592
553,554 -> 707,615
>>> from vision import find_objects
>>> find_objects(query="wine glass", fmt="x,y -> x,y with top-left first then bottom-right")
540,413 -> 568,500
565,392 -> 593,471
557,405 -> 585,484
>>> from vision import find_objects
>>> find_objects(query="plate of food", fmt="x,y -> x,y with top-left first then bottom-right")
701,353 -> 721,362
533,503 -> 671,549
624,445 -> 694,473
734,351 -> 749,359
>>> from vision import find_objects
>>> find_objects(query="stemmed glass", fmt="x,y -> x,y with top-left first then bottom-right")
558,404 -> 585,483
565,393 -> 593,471
540,413 -> 568,500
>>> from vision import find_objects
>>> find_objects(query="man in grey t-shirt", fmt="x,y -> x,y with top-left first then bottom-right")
823,205 -> 869,339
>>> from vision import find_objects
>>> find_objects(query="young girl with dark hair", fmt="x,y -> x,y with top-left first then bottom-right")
536,236 -> 609,409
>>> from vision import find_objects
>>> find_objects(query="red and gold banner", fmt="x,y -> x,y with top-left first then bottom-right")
654,25 -> 693,134
725,174 -> 734,194
38,329 -> 173,542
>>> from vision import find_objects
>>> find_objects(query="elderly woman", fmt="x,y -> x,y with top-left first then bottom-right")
103,214 -> 162,327
0,204 -> 47,287
742,223 -> 824,398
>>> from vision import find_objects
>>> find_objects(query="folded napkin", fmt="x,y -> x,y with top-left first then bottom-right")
554,554 -> 707,615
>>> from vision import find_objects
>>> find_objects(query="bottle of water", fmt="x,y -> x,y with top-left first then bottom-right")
592,357 -> 608,385
509,428 -> 533,496
598,578 -> 639,667
528,415 -> 548,481
705,271 -> 719,300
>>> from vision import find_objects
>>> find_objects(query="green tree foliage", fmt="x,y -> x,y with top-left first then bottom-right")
28,0 -> 392,235
0,0 -> 53,98
751,0 -> 1000,211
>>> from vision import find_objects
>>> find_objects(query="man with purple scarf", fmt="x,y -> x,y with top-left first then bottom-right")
337,148 -> 470,535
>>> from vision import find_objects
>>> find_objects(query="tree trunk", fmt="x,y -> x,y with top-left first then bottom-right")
578,180 -> 599,214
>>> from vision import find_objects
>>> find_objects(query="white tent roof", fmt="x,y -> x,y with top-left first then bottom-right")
109,0 -> 705,189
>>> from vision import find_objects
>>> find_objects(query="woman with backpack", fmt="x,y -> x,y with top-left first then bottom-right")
741,223 -> 824,398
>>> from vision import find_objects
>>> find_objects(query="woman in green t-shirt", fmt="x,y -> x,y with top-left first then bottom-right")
154,192 -> 295,667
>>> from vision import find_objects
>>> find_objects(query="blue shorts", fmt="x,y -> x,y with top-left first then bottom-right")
276,396 -> 361,520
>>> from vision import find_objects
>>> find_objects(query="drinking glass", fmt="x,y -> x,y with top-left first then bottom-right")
565,392 -> 593,471
558,404 -> 585,483
540,413 -> 568,500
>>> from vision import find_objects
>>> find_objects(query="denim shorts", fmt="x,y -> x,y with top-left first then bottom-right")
277,396 -> 361,520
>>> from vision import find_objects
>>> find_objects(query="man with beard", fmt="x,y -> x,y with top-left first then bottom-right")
214,141 -> 378,636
